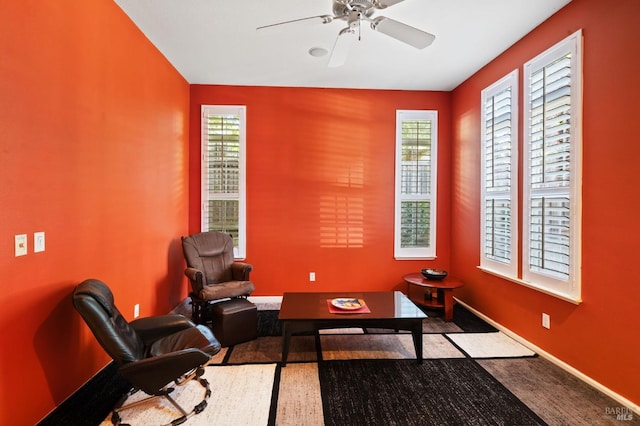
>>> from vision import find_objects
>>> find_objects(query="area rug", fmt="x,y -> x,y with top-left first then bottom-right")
446,331 -> 536,358
100,364 -> 276,426
93,307 -> 537,426
45,304 -> 614,426
318,358 -> 547,426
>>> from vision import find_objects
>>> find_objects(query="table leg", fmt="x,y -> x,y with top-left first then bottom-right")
281,322 -> 291,366
411,320 -> 423,364
443,289 -> 454,321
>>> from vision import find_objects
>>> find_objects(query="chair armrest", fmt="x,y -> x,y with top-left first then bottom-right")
231,262 -> 253,281
130,315 -> 194,344
184,267 -> 205,294
118,348 -> 211,394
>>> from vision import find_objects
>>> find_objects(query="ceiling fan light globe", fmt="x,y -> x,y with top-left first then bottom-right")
309,47 -> 329,57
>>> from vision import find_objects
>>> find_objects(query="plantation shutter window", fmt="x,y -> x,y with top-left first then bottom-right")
480,70 -> 518,277
201,105 -> 247,259
395,110 -> 438,259
523,30 -> 582,301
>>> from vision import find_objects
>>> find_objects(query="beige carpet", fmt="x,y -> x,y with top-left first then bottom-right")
275,363 -> 324,426
446,331 -> 536,358
100,364 -> 276,426
227,331 -> 527,365
320,333 -> 466,360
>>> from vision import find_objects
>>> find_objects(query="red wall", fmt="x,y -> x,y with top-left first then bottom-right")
451,0 -> 640,405
0,1 -> 190,424
189,86 -> 452,295
3,0 -> 638,423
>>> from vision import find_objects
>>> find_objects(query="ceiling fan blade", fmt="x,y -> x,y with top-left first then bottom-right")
375,0 -> 406,9
328,28 -> 357,68
371,17 -> 435,49
256,14 -> 334,31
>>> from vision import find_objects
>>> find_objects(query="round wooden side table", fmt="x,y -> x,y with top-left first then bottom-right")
403,273 -> 464,321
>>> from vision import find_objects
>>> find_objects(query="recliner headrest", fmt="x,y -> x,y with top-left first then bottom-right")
73,279 -> 114,316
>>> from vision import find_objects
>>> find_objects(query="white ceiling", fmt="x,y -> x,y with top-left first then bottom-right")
114,0 -> 571,91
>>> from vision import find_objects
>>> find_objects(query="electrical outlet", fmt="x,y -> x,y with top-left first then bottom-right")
309,272 -> 316,282
134,304 -> 140,318
542,313 -> 550,329
15,234 -> 27,256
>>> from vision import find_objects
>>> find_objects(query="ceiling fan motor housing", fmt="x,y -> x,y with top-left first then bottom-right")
333,0 -> 376,19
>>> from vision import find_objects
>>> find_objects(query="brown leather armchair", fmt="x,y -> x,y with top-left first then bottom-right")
181,231 -> 255,324
72,279 -> 221,423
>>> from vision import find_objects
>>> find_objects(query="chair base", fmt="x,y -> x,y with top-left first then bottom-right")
190,295 -> 250,325
190,297 -> 212,325
110,367 -> 211,425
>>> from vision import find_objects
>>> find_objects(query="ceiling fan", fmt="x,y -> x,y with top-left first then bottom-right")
257,0 -> 435,67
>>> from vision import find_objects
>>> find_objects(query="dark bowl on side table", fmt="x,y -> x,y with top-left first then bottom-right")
421,269 -> 448,281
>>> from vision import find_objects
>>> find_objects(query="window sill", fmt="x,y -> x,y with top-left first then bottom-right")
395,256 -> 437,261
477,266 -> 582,305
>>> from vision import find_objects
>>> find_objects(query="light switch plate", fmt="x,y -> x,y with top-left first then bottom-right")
15,234 -> 27,256
34,232 -> 45,253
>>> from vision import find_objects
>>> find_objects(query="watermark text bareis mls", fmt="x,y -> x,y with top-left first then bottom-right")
604,406 -> 634,421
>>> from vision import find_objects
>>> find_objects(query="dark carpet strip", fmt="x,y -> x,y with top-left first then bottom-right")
318,358 -> 547,426
37,362 -> 131,426
420,304 -> 498,333
267,365 -> 282,426
257,310 -> 282,337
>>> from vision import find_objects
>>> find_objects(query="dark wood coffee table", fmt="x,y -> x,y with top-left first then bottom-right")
278,291 -> 427,366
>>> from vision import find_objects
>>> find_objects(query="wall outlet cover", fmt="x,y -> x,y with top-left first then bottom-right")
542,313 -> 551,329
15,234 -> 27,256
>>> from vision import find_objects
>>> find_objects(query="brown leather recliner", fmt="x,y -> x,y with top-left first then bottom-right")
72,279 -> 221,422
181,231 -> 255,324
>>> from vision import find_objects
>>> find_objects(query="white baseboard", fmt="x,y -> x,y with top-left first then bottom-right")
455,298 -> 639,415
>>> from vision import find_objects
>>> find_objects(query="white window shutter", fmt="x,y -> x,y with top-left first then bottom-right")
523,30 -> 582,301
480,70 -> 518,277
395,110 -> 438,259
201,105 -> 247,259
